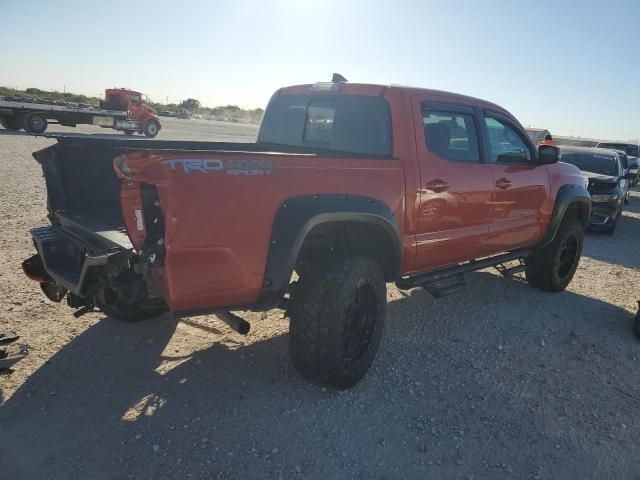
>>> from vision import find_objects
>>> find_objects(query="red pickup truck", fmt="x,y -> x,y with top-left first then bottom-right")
22,77 -> 591,388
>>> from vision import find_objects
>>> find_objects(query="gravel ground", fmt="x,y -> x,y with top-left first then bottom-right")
1,119 -> 639,479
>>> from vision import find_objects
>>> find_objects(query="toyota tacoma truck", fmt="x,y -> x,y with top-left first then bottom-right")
22,76 -> 591,388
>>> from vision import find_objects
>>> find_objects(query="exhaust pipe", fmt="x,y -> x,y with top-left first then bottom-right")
216,312 -> 251,335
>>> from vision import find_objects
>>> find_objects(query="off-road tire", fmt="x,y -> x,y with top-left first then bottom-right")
289,255 -> 386,389
24,113 -> 48,134
144,120 -> 160,138
526,218 -> 583,292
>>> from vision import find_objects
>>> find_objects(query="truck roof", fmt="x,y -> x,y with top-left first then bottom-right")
276,82 -> 511,116
105,88 -> 142,96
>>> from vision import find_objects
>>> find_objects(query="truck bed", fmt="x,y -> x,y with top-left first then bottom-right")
35,134 -> 380,255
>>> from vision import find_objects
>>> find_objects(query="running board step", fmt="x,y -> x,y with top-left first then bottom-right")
495,262 -> 526,278
396,248 -> 532,291
422,273 -> 466,299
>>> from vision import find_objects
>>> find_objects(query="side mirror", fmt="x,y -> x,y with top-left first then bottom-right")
538,145 -> 559,164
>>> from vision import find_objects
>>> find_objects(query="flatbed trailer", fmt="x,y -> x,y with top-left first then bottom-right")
0,97 -> 127,132
0,88 -> 162,137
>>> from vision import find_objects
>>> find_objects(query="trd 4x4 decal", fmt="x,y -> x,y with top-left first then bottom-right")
161,159 -> 272,175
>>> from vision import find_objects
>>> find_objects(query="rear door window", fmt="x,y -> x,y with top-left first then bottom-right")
258,94 -> 392,157
421,108 -> 480,162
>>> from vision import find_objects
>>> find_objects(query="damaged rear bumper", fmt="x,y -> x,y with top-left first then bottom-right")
24,226 -> 127,296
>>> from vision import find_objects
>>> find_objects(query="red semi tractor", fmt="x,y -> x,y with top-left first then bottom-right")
0,88 -> 161,137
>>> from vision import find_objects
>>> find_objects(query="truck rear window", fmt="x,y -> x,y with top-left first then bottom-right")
258,94 -> 392,157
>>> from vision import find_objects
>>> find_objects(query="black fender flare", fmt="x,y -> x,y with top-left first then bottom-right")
254,194 -> 401,309
539,184 -> 591,247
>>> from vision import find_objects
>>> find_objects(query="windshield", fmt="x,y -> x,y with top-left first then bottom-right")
598,143 -> 638,157
258,94 -> 392,156
561,152 -> 619,176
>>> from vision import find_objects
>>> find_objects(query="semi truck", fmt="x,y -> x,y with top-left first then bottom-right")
0,88 -> 161,137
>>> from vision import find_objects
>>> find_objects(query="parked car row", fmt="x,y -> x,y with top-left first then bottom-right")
596,142 -> 640,187
559,145 -> 636,234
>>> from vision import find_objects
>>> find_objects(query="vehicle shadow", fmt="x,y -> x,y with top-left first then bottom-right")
1,272 -> 639,479
0,129 -> 33,137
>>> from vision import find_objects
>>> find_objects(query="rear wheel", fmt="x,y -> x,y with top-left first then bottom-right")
143,120 -> 160,137
1,116 -> 22,130
289,255 -> 386,388
526,218 -> 583,292
24,113 -> 48,134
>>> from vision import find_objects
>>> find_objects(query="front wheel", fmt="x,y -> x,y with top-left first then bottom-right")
526,218 -> 584,292
143,120 -> 160,137
289,255 -> 386,389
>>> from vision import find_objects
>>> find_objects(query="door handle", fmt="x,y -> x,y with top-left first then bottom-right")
495,178 -> 512,190
425,179 -> 450,193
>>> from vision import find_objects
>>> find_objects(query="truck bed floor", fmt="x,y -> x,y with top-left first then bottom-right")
58,208 -> 132,249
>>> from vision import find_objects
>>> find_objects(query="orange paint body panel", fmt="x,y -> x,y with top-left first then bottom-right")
112,83 -> 586,313
121,152 -> 406,311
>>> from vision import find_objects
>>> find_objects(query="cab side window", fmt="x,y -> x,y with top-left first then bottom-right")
484,116 -> 532,164
131,95 -> 141,104
422,108 -> 480,163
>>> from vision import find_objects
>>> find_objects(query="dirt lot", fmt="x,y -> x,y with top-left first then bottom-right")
1,118 -> 640,479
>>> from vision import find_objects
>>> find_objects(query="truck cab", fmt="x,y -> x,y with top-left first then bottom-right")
101,88 -> 161,137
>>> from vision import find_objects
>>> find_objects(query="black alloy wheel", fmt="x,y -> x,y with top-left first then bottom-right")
556,232 -> 579,280
342,283 -> 379,367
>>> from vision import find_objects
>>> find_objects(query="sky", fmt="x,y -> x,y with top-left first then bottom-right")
1,0 -> 638,140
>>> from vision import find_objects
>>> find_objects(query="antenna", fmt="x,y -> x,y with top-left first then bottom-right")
332,73 -> 348,83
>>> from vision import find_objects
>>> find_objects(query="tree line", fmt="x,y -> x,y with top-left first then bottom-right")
149,98 -> 264,123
